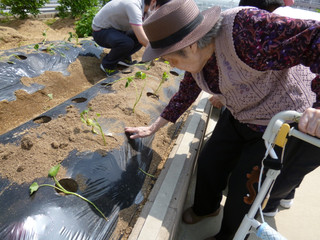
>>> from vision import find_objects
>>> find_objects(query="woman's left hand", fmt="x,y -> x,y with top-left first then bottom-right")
298,108 -> 320,138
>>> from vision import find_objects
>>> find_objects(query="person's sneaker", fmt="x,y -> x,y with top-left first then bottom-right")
263,208 -> 278,217
100,64 -> 119,76
280,199 -> 294,209
118,59 -> 138,67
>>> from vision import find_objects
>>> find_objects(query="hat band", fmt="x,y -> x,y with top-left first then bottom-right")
149,13 -> 204,49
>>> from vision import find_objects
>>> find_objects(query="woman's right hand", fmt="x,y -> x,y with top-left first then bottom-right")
124,126 -> 155,139
125,116 -> 169,139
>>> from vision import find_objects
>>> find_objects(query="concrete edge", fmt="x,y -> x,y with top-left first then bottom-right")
128,92 -> 213,240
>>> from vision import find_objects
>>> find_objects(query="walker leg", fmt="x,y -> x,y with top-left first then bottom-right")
233,169 -> 280,240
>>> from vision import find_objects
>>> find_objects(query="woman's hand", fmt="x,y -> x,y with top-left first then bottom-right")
125,116 -> 169,139
209,95 -> 224,109
298,108 -> 320,138
125,126 -> 155,139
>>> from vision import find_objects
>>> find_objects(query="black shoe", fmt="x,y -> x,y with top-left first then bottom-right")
182,207 -> 221,224
118,59 -> 137,67
100,64 -> 119,76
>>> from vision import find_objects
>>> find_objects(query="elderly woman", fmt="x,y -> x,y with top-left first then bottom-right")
125,0 -> 320,239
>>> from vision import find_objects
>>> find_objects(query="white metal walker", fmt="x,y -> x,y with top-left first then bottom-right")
233,110 -> 320,240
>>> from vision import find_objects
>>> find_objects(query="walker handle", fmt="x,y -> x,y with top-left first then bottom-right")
263,110 -> 320,149
289,128 -> 320,148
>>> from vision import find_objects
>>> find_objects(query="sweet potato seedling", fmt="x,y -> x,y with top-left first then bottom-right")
125,71 -> 147,113
80,108 -> 107,146
154,71 -> 169,95
68,32 -> 80,45
29,164 -> 108,221
153,60 -> 170,95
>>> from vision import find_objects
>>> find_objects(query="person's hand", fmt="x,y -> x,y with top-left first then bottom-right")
209,95 -> 224,109
298,108 -> 320,138
125,126 -> 155,139
125,116 -> 168,139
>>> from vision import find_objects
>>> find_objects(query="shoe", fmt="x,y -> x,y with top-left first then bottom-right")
263,208 -> 278,217
118,59 -> 137,67
100,64 -> 119,76
182,207 -> 221,224
280,199 -> 294,209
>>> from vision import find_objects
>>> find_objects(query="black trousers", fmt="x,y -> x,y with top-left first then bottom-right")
92,28 -> 142,69
192,109 -> 320,240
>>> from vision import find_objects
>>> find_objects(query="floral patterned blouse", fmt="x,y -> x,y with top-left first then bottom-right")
160,8 -> 320,132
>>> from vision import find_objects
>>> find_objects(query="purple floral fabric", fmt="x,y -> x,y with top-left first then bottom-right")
161,8 -> 320,130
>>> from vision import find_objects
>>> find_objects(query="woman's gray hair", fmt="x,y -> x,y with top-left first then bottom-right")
197,16 -> 223,49
174,16 -> 223,56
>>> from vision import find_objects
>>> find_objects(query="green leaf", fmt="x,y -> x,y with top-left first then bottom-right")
164,60 -> 170,65
29,182 -> 39,195
135,71 -> 142,78
87,119 -> 94,126
162,71 -> 169,81
81,109 -> 89,115
141,72 -> 147,80
48,164 -> 60,177
135,71 -> 146,79
34,44 -> 39,50
68,32 -> 73,42
126,77 -> 133,88
42,29 -> 48,37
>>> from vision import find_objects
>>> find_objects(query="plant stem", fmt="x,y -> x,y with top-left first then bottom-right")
132,77 -> 147,113
138,168 -> 156,178
48,177 -> 108,221
104,76 -> 128,87
154,80 -> 163,95
96,123 -> 107,146
132,81 -> 138,113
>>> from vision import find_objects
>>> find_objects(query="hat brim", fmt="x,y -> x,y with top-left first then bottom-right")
142,6 -> 221,62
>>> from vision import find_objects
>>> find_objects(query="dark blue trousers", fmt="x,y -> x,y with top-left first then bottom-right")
192,109 -> 320,240
92,28 -> 142,69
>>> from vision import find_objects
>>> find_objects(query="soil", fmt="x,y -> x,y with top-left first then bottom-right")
0,17 -> 188,239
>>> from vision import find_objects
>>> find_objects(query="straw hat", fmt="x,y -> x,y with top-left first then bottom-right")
142,0 -> 221,61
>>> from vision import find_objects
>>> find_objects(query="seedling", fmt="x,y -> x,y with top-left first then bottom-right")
0,53 -> 23,64
29,164 -> 108,221
33,29 -> 65,55
154,71 -> 169,95
80,108 -> 107,146
68,32 -> 80,45
42,28 -> 49,45
125,71 -> 147,113
44,43 -> 56,55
